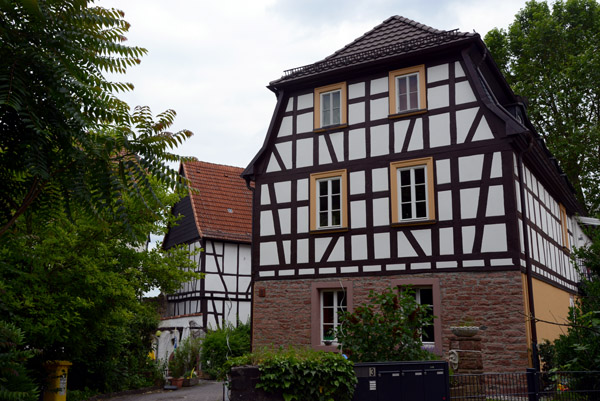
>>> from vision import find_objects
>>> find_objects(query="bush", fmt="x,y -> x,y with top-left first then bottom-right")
228,347 -> 357,401
336,287 -> 435,362
200,323 -> 250,380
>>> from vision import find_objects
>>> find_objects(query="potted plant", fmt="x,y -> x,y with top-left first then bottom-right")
168,352 -> 186,388
450,317 -> 480,337
169,336 -> 202,387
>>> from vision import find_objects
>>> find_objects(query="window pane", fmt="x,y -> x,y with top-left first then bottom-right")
415,184 -> 426,201
408,74 -> 418,91
319,180 -> 328,196
331,178 -> 340,194
323,291 -> 334,307
401,203 -> 412,219
323,307 -> 334,324
322,93 -> 330,110
320,212 -> 328,227
332,211 -> 341,226
337,291 -> 346,307
332,91 -> 340,109
416,201 -> 427,218
398,76 -> 407,95
423,325 -> 435,342
400,169 -> 411,185
401,186 -> 412,202
420,288 -> 433,305
332,194 -> 340,210
414,167 -> 425,184
319,195 -> 328,211
323,109 -> 330,126
323,324 -> 334,339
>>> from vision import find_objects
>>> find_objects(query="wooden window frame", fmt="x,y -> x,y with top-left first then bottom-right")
388,65 -> 427,117
559,203 -> 570,250
310,169 -> 348,232
392,278 -> 442,355
311,281 -> 354,351
314,82 -> 347,131
390,157 -> 435,225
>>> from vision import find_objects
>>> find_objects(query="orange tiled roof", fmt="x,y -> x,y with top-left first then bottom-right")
183,161 -> 252,243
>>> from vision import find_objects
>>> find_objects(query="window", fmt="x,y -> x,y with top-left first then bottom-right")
392,278 -> 442,354
310,170 -> 348,231
390,158 -> 435,224
321,290 -> 346,343
413,287 -> 434,345
311,282 -> 353,350
559,203 -> 570,250
314,82 -> 347,130
388,65 -> 427,116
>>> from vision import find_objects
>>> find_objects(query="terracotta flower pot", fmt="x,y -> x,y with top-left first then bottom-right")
170,377 -> 184,388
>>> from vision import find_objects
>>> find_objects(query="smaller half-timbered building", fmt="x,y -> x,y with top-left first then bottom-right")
158,161 -> 252,360
242,16 -> 589,372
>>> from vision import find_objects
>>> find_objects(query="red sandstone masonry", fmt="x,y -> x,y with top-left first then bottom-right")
252,271 -> 529,372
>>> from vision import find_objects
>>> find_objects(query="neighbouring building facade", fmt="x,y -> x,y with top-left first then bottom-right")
158,161 -> 252,362
242,16 -> 589,372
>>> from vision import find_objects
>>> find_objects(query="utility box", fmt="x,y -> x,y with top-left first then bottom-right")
353,361 -> 450,401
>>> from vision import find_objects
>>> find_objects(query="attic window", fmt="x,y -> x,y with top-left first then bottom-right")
227,208 -> 233,213
388,65 -> 427,117
314,82 -> 347,131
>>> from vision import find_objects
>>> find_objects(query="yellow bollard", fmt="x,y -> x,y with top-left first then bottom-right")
43,361 -> 72,401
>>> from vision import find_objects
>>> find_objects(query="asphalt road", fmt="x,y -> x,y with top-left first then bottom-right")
103,381 -> 225,401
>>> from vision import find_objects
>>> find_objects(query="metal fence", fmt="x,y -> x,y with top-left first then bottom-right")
451,370 -> 600,401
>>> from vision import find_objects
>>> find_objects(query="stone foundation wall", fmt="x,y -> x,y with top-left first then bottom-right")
252,270 -> 529,372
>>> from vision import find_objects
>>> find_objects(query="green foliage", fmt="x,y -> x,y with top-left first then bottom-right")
550,228 -> 600,372
484,0 -> 600,212
228,347 -> 357,401
200,323 -> 251,380
335,287 -> 435,362
0,321 -> 39,401
168,336 -> 201,378
0,177 -> 197,393
0,0 -> 193,237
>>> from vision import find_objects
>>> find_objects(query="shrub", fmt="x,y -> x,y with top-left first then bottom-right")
200,323 -> 250,380
336,287 -> 435,362
228,347 -> 357,401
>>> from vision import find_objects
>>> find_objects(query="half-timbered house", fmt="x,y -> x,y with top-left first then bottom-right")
158,161 -> 252,360
242,16 -> 589,372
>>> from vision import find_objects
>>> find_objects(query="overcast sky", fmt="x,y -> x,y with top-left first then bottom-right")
97,0 -> 529,170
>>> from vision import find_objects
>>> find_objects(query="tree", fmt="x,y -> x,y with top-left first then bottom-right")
0,162 -> 198,392
335,287 -> 434,362
484,0 -> 600,213
0,0 -> 191,237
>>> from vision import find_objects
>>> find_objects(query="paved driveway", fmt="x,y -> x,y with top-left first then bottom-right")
103,381 -> 224,401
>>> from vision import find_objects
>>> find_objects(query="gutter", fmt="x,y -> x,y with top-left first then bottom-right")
516,133 -> 541,372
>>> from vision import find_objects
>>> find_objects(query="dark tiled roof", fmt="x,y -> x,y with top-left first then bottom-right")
183,161 -> 252,243
272,16 -> 476,85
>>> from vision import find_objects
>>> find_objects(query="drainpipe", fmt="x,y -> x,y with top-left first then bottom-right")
516,134 -> 541,372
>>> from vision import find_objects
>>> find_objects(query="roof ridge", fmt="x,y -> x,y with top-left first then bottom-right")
184,160 -> 244,171
322,16 -> 446,63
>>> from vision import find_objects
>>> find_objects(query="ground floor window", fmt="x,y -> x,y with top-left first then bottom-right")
321,289 -> 346,343
311,281 -> 353,350
392,278 -> 442,354
413,287 -> 435,345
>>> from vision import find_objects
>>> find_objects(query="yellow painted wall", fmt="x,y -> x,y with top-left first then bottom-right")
521,274 -> 573,344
